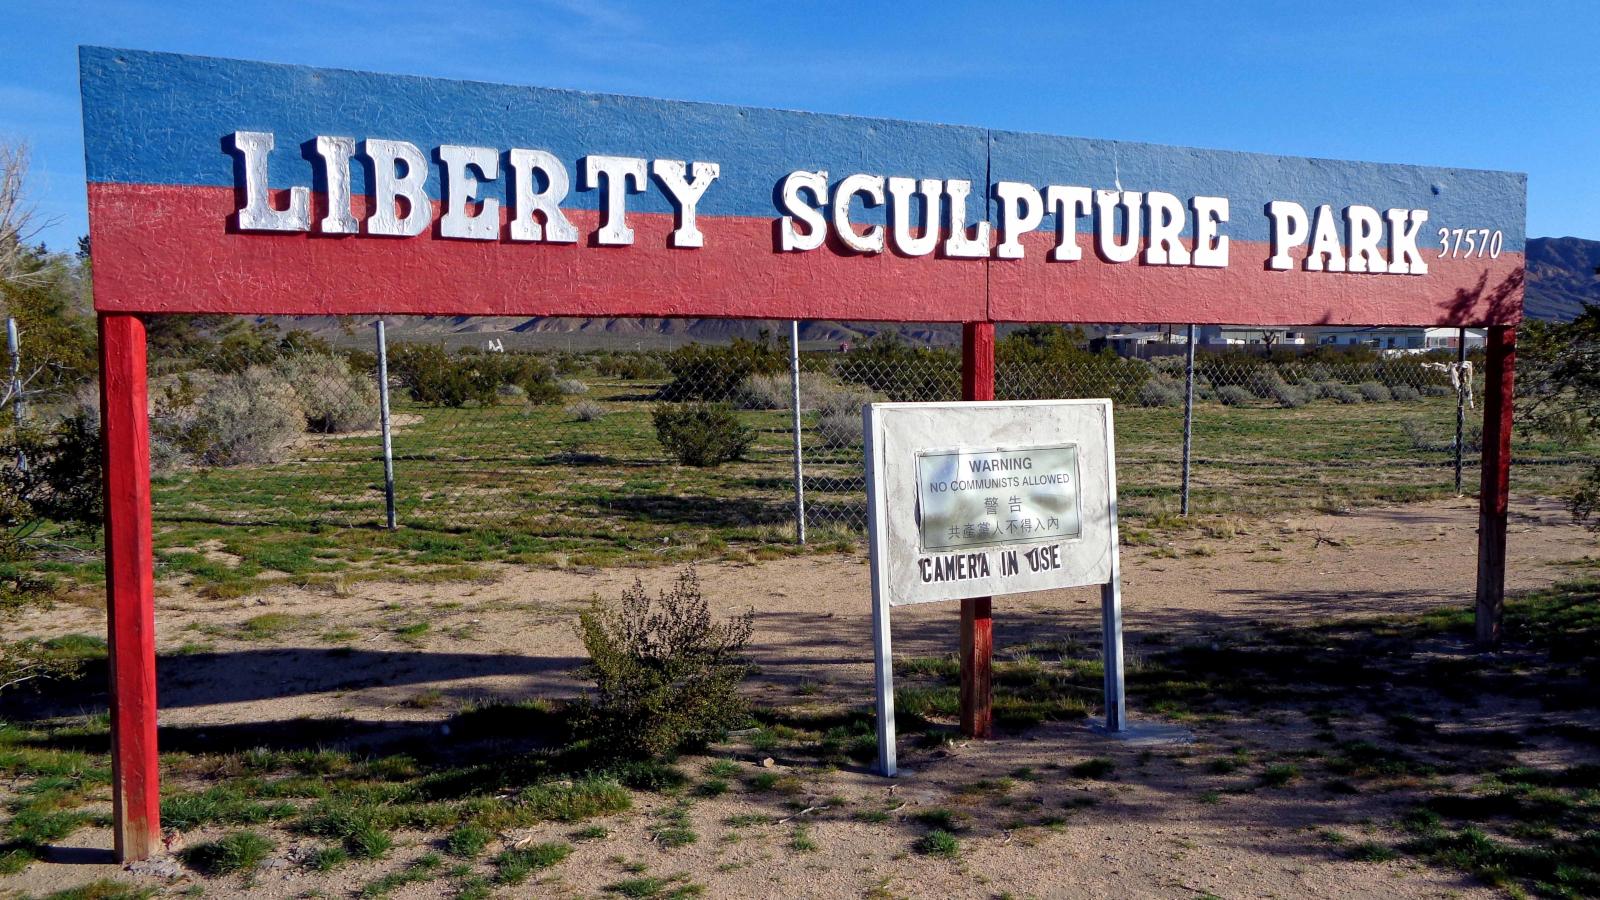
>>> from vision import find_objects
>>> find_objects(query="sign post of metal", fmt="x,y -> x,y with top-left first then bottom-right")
1181,324 -> 1196,515
375,319 -> 397,530
864,399 -> 1124,776
7,318 -> 26,472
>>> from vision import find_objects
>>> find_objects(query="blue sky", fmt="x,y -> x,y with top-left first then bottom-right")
5,0 -> 1597,250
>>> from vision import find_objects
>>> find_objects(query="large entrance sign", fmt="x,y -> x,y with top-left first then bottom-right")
79,46 -> 1526,860
865,401 -> 1124,775
82,48 -> 1525,326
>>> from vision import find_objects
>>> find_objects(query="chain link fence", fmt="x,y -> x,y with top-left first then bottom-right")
112,316 -> 1599,585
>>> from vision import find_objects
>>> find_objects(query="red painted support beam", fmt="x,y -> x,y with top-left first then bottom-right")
960,322 -> 995,739
99,313 -> 160,862
1476,324 -> 1516,647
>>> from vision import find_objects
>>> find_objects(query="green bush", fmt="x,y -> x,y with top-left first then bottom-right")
1359,382 -> 1392,402
593,352 -> 669,381
388,344 -> 561,407
659,337 -> 786,401
834,333 -> 960,402
997,326 -> 1153,404
652,403 -> 754,467
576,568 -> 754,758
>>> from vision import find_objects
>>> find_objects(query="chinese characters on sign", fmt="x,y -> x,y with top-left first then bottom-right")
916,445 -> 1083,552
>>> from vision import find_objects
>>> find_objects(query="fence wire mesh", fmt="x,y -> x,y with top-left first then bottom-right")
117,316 -> 1600,592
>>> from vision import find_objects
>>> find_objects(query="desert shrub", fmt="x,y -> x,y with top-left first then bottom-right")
593,352 -> 669,381
0,412 -> 104,690
1391,384 -> 1422,402
1268,379 -> 1308,409
1216,385 -> 1253,407
997,326 -> 1152,403
1401,418 -> 1435,450
272,352 -> 379,433
1137,377 -> 1184,408
0,412 -> 102,537
815,387 -> 881,447
1423,383 -> 1454,397
1246,371 -> 1288,400
569,401 -> 606,422
834,333 -> 960,402
735,371 -> 840,411
198,321 -> 330,373
1301,362 -> 1335,383
653,403 -> 754,467
388,344 -> 497,407
389,345 -> 562,407
1359,382 -> 1392,402
576,568 -> 754,758
1329,384 -> 1364,404
186,367 -> 306,466
497,383 -> 528,404
659,338 -> 786,401
734,372 -> 791,410
558,378 -> 589,395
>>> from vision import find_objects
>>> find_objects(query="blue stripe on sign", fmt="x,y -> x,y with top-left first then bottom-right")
988,131 -> 1526,250
80,47 -> 1524,248
78,47 -> 984,226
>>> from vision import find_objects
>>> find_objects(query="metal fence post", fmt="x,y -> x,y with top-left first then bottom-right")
789,320 -> 806,544
1180,324 -> 1196,515
7,318 -> 26,471
1454,326 -> 1467,495
375,319 -> 397,530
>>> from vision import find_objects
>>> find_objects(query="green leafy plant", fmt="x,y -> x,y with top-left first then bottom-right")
577,568 -> 754,758
651,403 -> 754,467
388,344 -> 562,408
0,411 -> 103,693
658,336 -> 785,401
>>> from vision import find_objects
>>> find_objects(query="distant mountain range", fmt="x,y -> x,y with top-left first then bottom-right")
289,236 -> 1600,350
1526,236 -> 1600,321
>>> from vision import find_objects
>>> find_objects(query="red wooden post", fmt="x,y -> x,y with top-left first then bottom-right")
99,313 -> 161,862
960,322 -> 995,738
1475,324 -> 1516,647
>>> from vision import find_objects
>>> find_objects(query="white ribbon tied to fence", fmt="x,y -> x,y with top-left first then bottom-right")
1423,361 -> 1474,410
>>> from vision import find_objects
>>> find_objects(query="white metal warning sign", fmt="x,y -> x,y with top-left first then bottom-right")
865,399 -> 1119,607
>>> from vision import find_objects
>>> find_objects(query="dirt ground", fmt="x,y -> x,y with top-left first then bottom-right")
3,495 -> 1597,898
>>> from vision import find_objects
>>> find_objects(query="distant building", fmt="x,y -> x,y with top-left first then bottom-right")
1102,328 -> 1188,354
1196,326 -> 1309,347
1309,327 -> 1486,352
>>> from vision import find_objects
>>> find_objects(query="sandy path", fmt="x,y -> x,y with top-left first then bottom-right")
7,495 -> 1594,733
2,495 -> 1592,899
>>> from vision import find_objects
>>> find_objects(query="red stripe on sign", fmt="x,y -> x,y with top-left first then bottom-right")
987,231 -> 1524,327
87,183 -> 986,321
88,182 -> 1523,326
